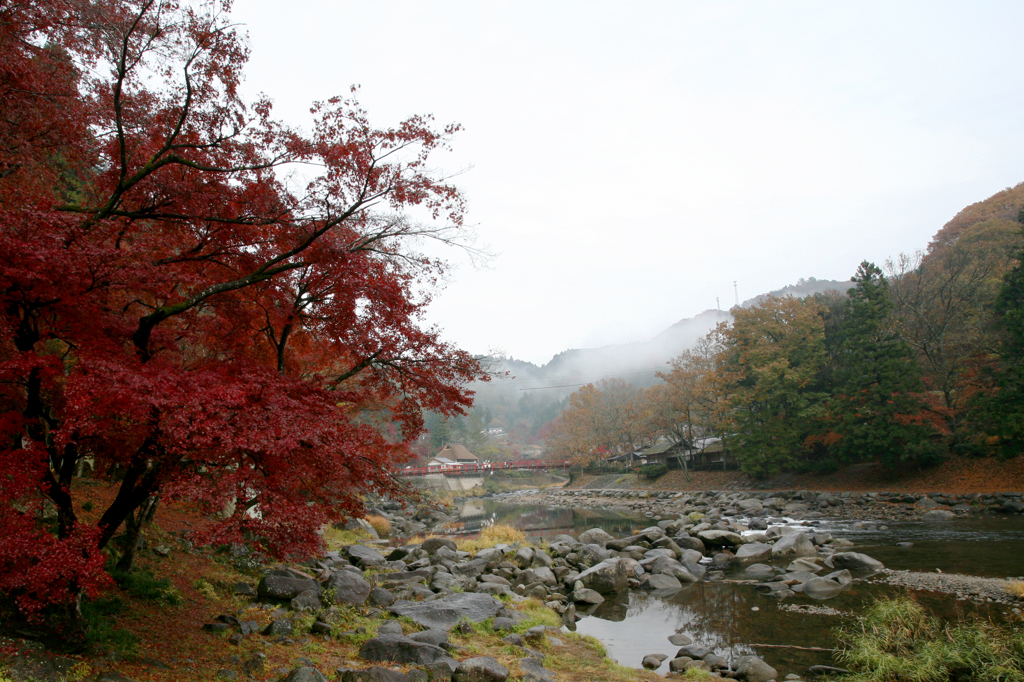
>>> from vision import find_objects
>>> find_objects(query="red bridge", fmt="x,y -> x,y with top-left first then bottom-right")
398,460 -> 571,477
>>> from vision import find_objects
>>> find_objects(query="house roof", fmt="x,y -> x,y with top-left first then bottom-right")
642,441 -> 688,456
437,443 -> 478,461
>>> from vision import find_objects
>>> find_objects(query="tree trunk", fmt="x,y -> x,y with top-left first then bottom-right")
114,496 -> 159,573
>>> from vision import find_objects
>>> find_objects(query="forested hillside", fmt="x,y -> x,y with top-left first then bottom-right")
542,183 -> 1024,477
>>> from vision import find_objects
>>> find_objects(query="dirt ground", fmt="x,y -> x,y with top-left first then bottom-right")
569,455 -> 1024,494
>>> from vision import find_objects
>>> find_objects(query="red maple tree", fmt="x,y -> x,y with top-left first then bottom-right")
0,0 -> 484,627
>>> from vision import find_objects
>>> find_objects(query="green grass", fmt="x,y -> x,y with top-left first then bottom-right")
835,596 -> 1024,682
110,567 -> 183,605
81,595 -> 138,652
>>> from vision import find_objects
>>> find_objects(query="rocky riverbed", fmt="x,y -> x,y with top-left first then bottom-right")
527,487 -> 1024,523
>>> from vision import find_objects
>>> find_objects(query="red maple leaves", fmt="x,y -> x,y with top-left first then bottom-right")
0,0 -> 484,618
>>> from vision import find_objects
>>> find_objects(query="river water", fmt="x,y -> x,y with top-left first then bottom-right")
453,492 -> 1024,676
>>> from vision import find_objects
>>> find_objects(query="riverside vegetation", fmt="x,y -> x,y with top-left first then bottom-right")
4,485 -> 1024,682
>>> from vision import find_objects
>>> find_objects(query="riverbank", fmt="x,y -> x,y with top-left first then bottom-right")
567,455 -> 1024,495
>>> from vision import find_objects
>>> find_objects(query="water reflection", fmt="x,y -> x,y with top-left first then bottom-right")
453,495 -> 645,540
457,497 -> 1024,674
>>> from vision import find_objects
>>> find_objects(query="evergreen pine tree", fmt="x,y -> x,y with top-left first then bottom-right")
984,221 -> 1024,456
831,262 -> 942,469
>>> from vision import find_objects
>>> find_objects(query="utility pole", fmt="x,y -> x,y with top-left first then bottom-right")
716,297 -> 720,311
734,281 -> 739,307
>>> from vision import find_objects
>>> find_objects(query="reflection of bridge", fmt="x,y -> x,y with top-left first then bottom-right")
400,460 -> 570,477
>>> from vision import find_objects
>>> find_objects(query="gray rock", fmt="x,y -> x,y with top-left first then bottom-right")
770,532 -> 816,558
802,576 -> 846,600
453,656 -> 509,682
576,558 -> 628,594
421,538 -> 458,554
641,573 -> 682,591
517,657 -> 557,682
697,530 -> 744,547
233,582 -> 257,596
734,655 -> 778,682
389,592 -> 502,631
408,629 -> 449,647
369,587 -> 397,607
258,575 -> 322,600
341,667 -> 410,682
830,552 -> 884,572
513,547 -> 535,568
278,667 -> 329,682
290,589 -> 322,612
571,587 -> 605,604
359,634 -> 449,665
669,657 -> 693,672
704,654 -> 729,670
377,620 -> 405,635
263,619 -> 294,636
642,654 -> 668,669
578,528 -> 615,546
668,633 -> 693,646
745,563 -> 775,577
676,644 -> 712,659
786,558 -> 822,573
577,544 -> 611,567
734,542 -> 772,565
325,569 -> 372,605
348,545 -> 388,567
923,509 -> 956,522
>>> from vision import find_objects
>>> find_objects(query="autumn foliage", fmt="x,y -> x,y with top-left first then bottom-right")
0,0 -> 483,623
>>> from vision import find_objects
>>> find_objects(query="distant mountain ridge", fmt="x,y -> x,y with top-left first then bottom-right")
478,278 -> 854,398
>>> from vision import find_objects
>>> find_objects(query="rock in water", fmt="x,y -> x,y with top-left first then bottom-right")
830,552 -> 884,572
576,558 -> 628,594
734,655 -> 778,682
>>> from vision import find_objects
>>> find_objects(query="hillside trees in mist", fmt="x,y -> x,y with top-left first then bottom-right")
715,297 -> 830,476
827,263 -> 943,469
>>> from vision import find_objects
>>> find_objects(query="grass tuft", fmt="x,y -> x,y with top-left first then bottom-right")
1005,580 -> 1024,599
457,523 -> 527,553
835,595 -> 1024,682
365,514 -> 391,537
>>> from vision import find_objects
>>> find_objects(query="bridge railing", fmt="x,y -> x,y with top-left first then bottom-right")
398,460 -> 570,477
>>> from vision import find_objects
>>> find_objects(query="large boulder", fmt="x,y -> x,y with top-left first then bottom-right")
830,552 -> 884,572
801,576 -> 847,600
577,544 -> 612,567
518,657 -> 557,682
389,592 -> 502,631
453,657 -> 509,682
279,668 -> 330,682
348,545 -> 388,567
736,498 -> 764,513
340,668 -> 410,682
734,542 -> 772,565
697,530 -> 744,547
359,634 -> 449,664
641,573 -> 682,591
770,532 -> 816,558
421,537 -> 458,554
578,528 -> 615,546
324,570 -> 372,605
734,656 -> 778,682
577,558 -> 629,594
258,575 -> 322,600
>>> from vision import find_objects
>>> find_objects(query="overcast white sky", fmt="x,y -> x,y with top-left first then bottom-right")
231,1 -> 1024,366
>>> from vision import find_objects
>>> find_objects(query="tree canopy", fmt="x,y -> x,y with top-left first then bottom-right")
0,0 -> 484,628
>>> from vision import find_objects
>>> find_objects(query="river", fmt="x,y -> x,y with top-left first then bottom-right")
453,492 -> 1024,676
